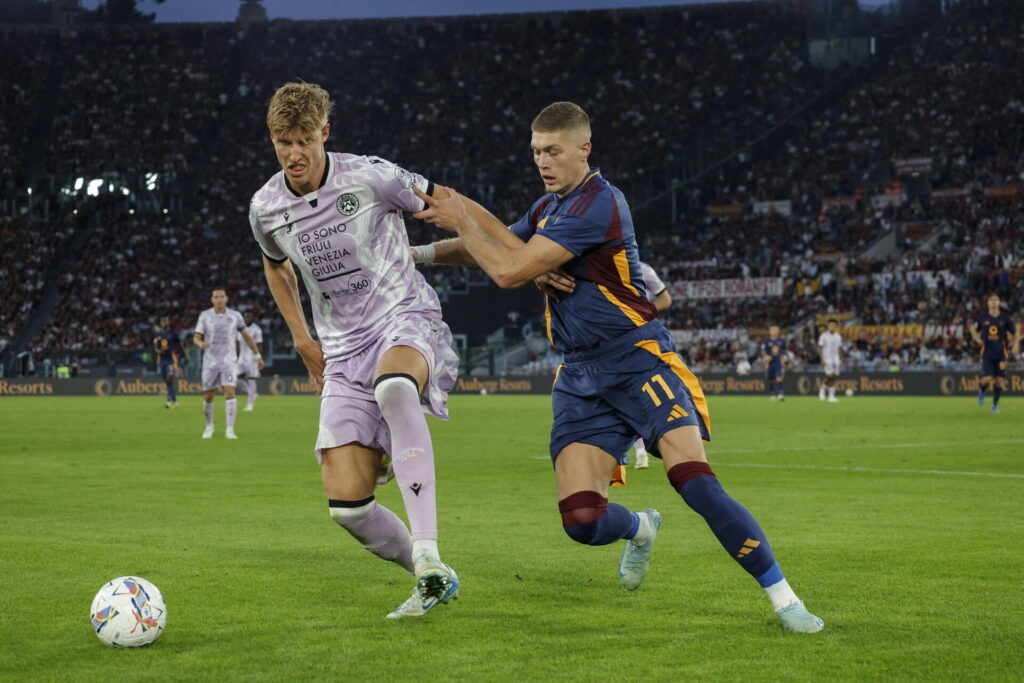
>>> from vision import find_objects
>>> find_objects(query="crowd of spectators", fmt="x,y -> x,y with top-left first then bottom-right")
0,29 -> 50,192
1,1 -> 1020,379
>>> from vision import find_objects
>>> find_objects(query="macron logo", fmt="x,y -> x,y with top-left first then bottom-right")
410,483 -> 422,496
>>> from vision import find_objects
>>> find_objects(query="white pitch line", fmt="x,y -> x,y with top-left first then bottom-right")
707,438 -> 1024,456
714,462 -> 1024,479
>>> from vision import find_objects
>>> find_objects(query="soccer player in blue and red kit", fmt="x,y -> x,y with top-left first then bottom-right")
412,102 -> 823,632
969,294 -> 1019,414
153,316 -> 185,408
761,325 -> 786,401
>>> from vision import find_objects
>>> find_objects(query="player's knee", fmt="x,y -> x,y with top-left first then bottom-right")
373,373 -> 419,408
328,496 -> 375,529
558,491 -> 608,545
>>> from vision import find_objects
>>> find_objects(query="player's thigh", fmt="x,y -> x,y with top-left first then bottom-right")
554,443 -> 619,500
375,345 -> 429,393
550,371 -> 635,467
321,443 -> 383,500
658,425 -> 709,470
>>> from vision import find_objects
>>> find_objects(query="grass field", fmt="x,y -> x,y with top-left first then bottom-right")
2,394 -> 1022,681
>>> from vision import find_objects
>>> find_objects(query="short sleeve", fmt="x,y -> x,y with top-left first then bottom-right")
250,202 -> 287,263
194,313 -> 207,337
537,213 -> 604,257
508,212 -> 534,242
234,312 -> 246,332
642,263 -> 666,296
367,156 -> 432,213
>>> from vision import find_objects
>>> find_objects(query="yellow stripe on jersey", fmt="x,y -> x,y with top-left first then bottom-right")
538,215 -> 549,229
544,298 -> 554,344
612,250 -> 641,297
598,284 -> 646,327
634,339 -> 712,439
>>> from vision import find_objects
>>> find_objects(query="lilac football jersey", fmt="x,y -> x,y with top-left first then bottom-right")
639,262 -> 667,303
249,153 -> 442,361
195,307 -> 246,367
237,323 -> 263,366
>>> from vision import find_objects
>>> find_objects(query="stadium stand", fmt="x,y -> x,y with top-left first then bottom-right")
0,0 -> 1020,377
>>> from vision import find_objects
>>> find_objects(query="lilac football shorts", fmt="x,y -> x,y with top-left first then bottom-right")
313,312 -> 459,463
202,363 -> 237,390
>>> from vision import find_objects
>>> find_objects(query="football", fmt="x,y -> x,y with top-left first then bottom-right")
89,576 -> 167,648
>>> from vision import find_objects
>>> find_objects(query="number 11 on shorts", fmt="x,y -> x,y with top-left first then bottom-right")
641,374 -> 676,407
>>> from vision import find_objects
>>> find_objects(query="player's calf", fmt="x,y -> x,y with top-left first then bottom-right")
329,496 -> 415,573
558,491 -> 640,546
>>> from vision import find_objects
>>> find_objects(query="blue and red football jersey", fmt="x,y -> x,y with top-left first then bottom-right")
509,168 -> 655,354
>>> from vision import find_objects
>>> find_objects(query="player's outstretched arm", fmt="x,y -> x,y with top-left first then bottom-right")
411,238 -> 477,266
414,188 -> 573,289
262,256 -> 324,392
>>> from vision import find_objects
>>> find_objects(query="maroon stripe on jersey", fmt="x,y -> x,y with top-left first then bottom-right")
565,183 -> 600,217
574,185 -> 601,217
602,198 -> 624,243
530,197 -> 555,227
582,245 -> 657,323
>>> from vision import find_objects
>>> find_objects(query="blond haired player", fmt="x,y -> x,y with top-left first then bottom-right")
249,82 -> 460,619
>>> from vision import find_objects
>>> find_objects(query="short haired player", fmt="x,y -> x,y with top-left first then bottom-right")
761,325 -> 786,402
412,102 -> 823,632
153,316 -> 185,409
817,320 -> 843,403
250,82 -> 460,619
969,294 -> 1019,414
631,261 -> 672,469
194,288 -> 263,438
236,310 -> 264,412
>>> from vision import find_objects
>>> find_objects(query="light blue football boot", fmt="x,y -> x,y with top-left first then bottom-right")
619,508 -> 662,591
386,557 -> 459,619
776,600 -> 825,632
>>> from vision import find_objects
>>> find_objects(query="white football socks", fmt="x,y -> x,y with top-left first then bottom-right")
764,577 -> 800,611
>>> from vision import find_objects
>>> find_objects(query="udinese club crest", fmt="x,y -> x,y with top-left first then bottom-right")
336,193 -> 359,216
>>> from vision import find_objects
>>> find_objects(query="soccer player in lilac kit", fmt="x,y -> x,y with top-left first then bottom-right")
194,288 -> 263,439
413,102 -> 824,632
236,310 -> 264,412
249,82 -> 461,619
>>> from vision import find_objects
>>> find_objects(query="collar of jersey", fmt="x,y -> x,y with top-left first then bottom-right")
552,167 -> 601,205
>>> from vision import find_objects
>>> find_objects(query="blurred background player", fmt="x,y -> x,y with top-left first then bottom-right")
153,316 -> 185,409
236,310 -> 264,412
761,325 -> 786,401
413,101 -> 823,633
193,288 -> 263,439
250,82 -> 460,620
632,261 -> 672,469
970,294 -> 1019,414
817,319 -> 843,403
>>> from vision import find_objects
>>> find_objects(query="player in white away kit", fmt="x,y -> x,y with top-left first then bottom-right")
194,288 -> 264,438
817,319 -> 843,402
632,262 -> 672,469
250,82 -> 460,619
236,311 -> 263,412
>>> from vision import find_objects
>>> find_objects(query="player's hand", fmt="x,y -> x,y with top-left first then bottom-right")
534,268 -> 575,300
413,186 -> 469,233
295,337 -> 325,394
257,358 -> 266,371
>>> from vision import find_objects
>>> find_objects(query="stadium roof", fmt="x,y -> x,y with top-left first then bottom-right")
82,0 -> 753,23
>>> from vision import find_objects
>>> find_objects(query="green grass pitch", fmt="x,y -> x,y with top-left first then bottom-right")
1,394 -> 1022,681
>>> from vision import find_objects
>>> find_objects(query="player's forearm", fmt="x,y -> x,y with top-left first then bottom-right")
263,258 -> 315,344
653,291 -> 672,312
453,215 -> 544,289
414,238 -> 478,266
193,334 -> 204,348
